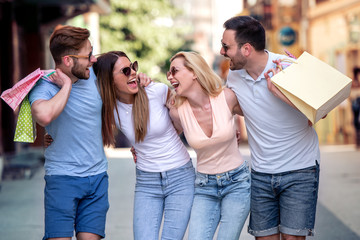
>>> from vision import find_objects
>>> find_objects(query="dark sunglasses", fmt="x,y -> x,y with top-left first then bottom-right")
221,42 -> 229,53
120,61 -> 138,76
167,66 -> 179,78
221,41 -> 246,53
66,50 -> 93,61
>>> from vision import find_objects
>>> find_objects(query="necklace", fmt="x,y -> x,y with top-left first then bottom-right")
121,103 -> 132,115
203,103 -> 211,110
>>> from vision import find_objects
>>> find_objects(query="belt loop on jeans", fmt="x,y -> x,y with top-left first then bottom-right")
225,172 -> 230,180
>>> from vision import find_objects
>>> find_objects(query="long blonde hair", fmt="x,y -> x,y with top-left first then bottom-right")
94,51 -> 149,146
169,51 -> 224,107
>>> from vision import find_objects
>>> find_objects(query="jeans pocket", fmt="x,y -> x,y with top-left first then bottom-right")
230,166 -> 249,183
194,172 -> 208,187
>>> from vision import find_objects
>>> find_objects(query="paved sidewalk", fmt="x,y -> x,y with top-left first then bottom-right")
0,145 -> 359,239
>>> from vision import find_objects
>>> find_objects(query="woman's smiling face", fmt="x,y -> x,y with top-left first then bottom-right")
113,57 -> 139,103
167,57 -> 196,96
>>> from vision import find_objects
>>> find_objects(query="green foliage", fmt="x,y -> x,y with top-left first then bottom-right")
99,0 -> 192,82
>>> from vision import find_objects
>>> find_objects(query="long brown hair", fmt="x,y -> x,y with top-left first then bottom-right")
94,51 -> 149,146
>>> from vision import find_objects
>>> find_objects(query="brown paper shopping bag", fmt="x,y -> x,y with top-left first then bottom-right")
271,51 -> 352,124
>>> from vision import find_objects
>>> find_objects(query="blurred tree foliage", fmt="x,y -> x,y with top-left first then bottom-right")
99,0 -> 192,82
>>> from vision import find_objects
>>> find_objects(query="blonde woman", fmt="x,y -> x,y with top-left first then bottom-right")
167,51 -> 250,240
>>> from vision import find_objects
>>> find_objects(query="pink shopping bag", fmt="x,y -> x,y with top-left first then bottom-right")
0,68 -> 54,111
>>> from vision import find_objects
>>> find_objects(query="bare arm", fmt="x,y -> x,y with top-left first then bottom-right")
165,87 -> 184,134
169,106 -> 184,134
31,68 -> 72,127
224,87 -> 243,116
224,88 -> 243,144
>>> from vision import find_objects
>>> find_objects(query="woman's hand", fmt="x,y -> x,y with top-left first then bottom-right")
130,146 -> 137,163
137,73 -> 152,87
44,133 -> 53,148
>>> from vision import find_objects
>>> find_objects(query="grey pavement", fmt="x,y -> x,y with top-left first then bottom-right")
0,145 -> 359,240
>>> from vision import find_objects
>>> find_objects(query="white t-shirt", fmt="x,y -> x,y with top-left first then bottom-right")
115,82 -> 190,172
227,50 -> 320,174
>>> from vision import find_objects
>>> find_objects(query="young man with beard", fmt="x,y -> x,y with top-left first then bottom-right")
29,25 -> 108,240
220,16 -> 320,240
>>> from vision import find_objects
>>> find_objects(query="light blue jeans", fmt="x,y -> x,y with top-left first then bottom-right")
133,160 -> 195,240
188,161 -> 251,240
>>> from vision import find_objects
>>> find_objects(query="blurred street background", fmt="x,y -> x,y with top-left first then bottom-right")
1,0 -> 360,239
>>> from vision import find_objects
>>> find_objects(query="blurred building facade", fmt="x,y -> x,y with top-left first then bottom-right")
306,0 -> 360,145
171,0 -> 243,66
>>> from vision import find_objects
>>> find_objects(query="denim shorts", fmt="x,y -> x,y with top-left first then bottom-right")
248,162 -> 320,237
43,172 -> 109,240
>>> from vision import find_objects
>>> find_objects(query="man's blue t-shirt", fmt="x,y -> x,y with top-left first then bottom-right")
29,69 -> 107,177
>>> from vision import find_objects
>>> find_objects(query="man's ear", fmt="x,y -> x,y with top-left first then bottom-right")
241,43 -> 252,57
62,56 -> 73,67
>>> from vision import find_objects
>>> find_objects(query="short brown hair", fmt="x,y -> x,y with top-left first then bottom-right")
223,16 -> 265,51
49,25 -> 90,64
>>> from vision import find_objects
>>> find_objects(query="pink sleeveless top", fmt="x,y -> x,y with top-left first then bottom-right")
178,90 -> 243,174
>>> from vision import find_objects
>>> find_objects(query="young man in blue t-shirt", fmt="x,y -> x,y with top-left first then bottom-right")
29,25 -> 108,240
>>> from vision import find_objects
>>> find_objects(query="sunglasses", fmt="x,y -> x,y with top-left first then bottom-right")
221,41 -> 246,53
119,61 -> 138,77
221,42 -> 229,53
66,50 -> 93,61
167,66 -> 179,78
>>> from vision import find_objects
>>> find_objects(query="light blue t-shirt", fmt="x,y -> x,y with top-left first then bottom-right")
227,50 -> 320,174
29,68 -> 107,177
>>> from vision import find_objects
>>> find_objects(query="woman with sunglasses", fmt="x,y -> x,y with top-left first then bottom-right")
93,51 -> 195,240
167,51 -> 250,240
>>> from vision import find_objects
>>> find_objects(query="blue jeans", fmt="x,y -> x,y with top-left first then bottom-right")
133,160 -> 195,240
248,162 -> 320,237
188,161 -> 251,240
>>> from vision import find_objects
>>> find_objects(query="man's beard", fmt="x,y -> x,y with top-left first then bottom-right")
230,55 -> 246,71
71,63 -> 89,80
